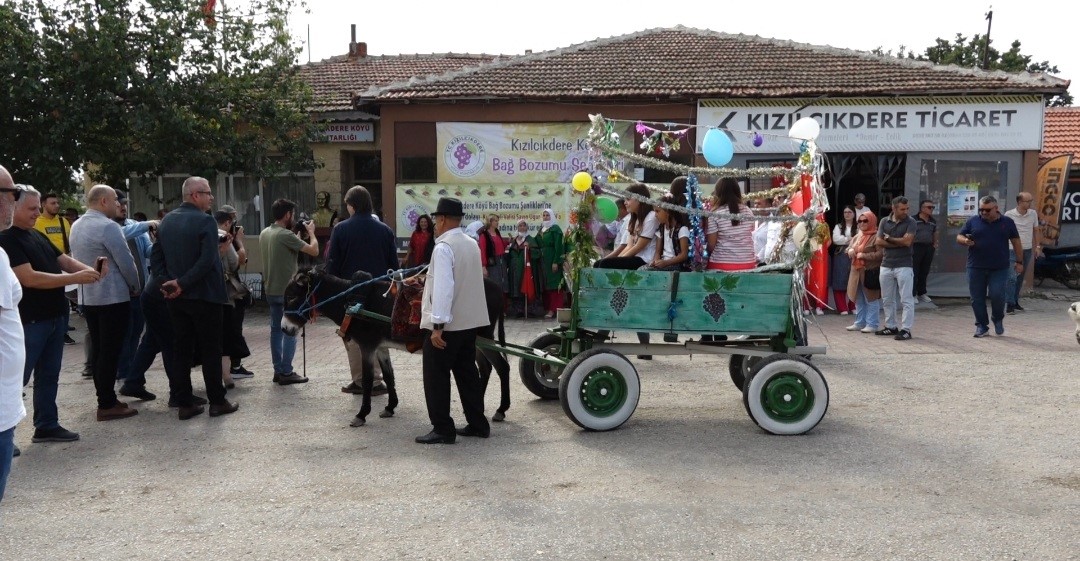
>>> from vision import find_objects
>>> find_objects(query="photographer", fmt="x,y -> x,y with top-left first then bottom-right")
217,206 -> 254,379
258,199 -> 318,385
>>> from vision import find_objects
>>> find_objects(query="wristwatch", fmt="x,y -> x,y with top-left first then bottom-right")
433,323 -> 445,330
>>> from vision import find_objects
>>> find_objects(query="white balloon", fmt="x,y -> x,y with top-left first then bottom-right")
789,117 -> 821,140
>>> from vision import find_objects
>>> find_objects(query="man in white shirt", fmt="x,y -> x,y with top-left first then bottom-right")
1003,192 -> 1042,314
0,165 -> 27,502
853,193 -> 872,218
416,198 -> 491,444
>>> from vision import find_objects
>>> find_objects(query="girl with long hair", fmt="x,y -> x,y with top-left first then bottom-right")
479,214 -> 509,292
643,193 -> 689,271
830,206 -> 857,314
405,214 -> 433,267
594,183 -> 658,269
706,178 -> 755,271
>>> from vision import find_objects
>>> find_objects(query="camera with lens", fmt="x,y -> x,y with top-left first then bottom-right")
293,213 -> 312,236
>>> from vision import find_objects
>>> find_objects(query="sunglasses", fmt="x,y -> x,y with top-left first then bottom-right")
857,219 -> 869,223
978,208 -> 995,213
0,187 -> 23,201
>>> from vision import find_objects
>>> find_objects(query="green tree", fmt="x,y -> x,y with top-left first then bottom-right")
0,0 -> 320,194
875,33 -> 1072,106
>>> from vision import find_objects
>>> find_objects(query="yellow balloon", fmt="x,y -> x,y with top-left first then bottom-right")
572,172 -> 592,192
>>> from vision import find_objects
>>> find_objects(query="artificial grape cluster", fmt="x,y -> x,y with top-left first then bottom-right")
702,292 -> 727,321
453,143 -> 472,169
610,286 -> 629,316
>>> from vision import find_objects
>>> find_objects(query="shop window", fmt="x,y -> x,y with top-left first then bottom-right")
919,158 -> 1009,274
399,157 -> 437,183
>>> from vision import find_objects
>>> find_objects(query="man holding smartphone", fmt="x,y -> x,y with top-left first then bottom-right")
70,185 -> 142,422
957,195 -> 1023,337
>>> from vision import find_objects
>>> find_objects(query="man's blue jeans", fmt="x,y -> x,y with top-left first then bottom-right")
22,314 -> 67,431
116,296 -> 145,382
1004,248 -> 1033,306
0,426 -> 14,504
880,266 -> 915,331
267,295 -> 296,375
967,266 -> 1009,328
123,289 -> 178,395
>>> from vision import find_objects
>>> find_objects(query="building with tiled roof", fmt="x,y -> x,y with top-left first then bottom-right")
1041,107 -> 1080,163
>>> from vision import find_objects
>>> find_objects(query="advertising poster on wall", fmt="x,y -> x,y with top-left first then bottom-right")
435,122 -> 634,184
395,184 -> 571,238
946,183 -> 980,227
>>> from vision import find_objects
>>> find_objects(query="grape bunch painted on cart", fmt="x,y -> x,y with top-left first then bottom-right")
702,275 -> 739,322
606,271 -> 642,316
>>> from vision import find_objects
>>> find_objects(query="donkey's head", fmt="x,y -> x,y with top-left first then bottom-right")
281,267 -> 322,336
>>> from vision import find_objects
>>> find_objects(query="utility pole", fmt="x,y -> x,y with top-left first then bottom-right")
982,6 -> 993,70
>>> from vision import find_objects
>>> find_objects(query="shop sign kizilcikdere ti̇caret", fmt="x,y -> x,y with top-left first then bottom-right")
436,122 -> 634,184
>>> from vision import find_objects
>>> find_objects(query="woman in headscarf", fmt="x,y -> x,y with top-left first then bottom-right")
506,219 -> 544,317
478,214 -> 509,293
464,220 -> 484,240
845,211 -> 883,333
534,208 -> 565,319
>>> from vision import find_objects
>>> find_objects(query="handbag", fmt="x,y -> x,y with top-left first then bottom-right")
863,267 -> 881,290
226,273 -> 251,304
391,277 -> 425,342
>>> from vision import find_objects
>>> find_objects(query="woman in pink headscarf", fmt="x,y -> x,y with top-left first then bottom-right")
844,211 -> 883,333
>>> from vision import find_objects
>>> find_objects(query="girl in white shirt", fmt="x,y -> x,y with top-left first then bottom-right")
643,194 -> 689,271
594,183 -> 659,270
830,205 -> 857,314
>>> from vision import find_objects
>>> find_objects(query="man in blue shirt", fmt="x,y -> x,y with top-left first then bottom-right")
957,195 -> 1024,338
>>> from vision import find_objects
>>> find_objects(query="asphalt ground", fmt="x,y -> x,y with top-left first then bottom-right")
1,287 -> 1078,560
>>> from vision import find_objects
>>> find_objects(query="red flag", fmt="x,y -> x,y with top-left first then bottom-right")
203,0 -> 217,27
522,245 -> 536,301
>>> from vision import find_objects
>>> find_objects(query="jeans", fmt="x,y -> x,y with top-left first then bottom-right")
0,426 -> 14,504
1004,249 -> 1033,306
880,266 -> 915,331
912,244 -> 936,297
22,314 -> 67,430
967,267 -> 1009,328
116,297 -> 145,382
125,290 -> 178,395
853,284 -> 880,329
267,295 -> 296,375
84,302 -> 131,409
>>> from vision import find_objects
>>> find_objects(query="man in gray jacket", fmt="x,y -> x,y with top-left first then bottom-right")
70,185 -> 142,421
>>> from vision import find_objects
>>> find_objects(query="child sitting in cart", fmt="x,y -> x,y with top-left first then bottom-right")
640,192 -> 689,271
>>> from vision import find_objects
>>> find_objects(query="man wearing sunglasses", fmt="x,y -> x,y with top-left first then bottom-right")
957,196 -> 1023,338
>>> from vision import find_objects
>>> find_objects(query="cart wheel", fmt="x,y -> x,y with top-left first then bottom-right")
742,355 -> 828,435
518,333 -> 564,400
728,354 -> 761,390
559,349 -> 640,431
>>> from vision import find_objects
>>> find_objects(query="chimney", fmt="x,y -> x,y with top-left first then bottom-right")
348,25 -> 368,58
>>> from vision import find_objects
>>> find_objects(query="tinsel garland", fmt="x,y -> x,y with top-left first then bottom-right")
597,180 -> 804,223
590,140 -> 805,179
685,174 -> 708,270
600,165 -> 803,203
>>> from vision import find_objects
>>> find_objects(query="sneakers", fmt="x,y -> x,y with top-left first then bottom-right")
31,426 -> 80,443
64,334 -> 77,345
839,311 -> 850,315
860,326 -> 876,333
273,372 -> 309,385
845,323 -> 863,331
814,308 -> 825,316
1013,303 -> 1025,312
917,294 -> 933,304
994,320 -> 1005,335
1006,304 -> 1016,315
973,326 -> 990,338
230,365 -> 255,379
875,327 -> 898,336
894,329 -> 912,340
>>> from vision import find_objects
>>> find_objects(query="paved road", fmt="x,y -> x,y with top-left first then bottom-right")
2,291 -> 1078,560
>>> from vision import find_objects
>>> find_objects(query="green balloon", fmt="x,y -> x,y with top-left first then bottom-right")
596,197 -> 618,222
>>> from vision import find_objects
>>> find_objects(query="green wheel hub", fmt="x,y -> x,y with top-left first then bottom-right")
759,373 -> 814,422
579,368 -> 628,417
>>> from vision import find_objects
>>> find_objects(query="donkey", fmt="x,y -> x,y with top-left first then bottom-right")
281,267 -> 510,427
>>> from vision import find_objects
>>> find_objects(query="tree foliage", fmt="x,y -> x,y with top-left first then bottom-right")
0,0 -> 320,193
873,33 -> 1072,107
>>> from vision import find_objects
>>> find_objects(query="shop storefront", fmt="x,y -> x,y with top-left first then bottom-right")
697,96 -> 1046,296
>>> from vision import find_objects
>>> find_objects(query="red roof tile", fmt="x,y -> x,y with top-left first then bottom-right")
360,26 -> 1069,102
1042,107 -> 1080,163
298,53 -> 502,113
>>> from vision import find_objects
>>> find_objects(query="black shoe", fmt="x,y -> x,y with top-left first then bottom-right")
1006,304 -> 1016,315
119,387 -> 157,401
341,383 -> 363,394
456,425 -> 490,438
274,372 -> 308,385
178,405 -> 205,420
1013,303 -> 1024,311
81,368 -> 93,378
371,383 -> 388,397
209,400 -> 240,417
64,334 -> 76,345
874,328 -> 898,336
12,445 -> 19,457
168,395 -> 208,408
224,382 -> 235,390
415,430 -> 455,444
229,365 -> 255,379
31,426 -> 80,443
637,355 -> 653,360
894,329 -> 912,340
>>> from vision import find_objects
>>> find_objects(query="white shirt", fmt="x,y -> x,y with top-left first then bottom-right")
428,236 -> 459,325
1004,208 -> 1038,249
0,249 -> 27,432
660,225 -> 690,260
854,206 -> 871,218
613,215 -> 630,246
832,223 -> 855,247
629,211 -> 660,263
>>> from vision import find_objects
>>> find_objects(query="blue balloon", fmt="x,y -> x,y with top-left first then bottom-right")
702,129 -> 734,167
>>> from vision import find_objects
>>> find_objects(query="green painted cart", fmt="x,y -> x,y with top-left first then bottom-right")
483,268 -> 828,435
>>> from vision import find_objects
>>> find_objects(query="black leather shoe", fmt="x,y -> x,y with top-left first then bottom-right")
168,395 -> 208,408
209,400 -> 240,417
12,445 -> 19,457
415,430 -> 455,444
31,426 -> 80,442
119,387 -> 157,401
178,405 -> 204,420
456,425 -> 490,438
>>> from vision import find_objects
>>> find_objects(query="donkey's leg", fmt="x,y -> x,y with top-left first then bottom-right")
377,347 -> 397,418
349,348 -> 375,427
479,348 -> 511,421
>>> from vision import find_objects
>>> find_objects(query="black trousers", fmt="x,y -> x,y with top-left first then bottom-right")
83,301 -> 130,409
422,328 -> 489,436
167,299 -> 227,406
912,243 -> 936,297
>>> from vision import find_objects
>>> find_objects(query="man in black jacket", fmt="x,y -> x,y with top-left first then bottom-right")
150,177 -> 238,420
326,185 -> 400,396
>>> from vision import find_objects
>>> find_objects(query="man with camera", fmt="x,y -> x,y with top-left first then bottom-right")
259,198 -> 319,385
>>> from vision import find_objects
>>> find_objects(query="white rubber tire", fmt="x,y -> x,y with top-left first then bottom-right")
742,355 -> 828,435
559,349 -> 640,431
